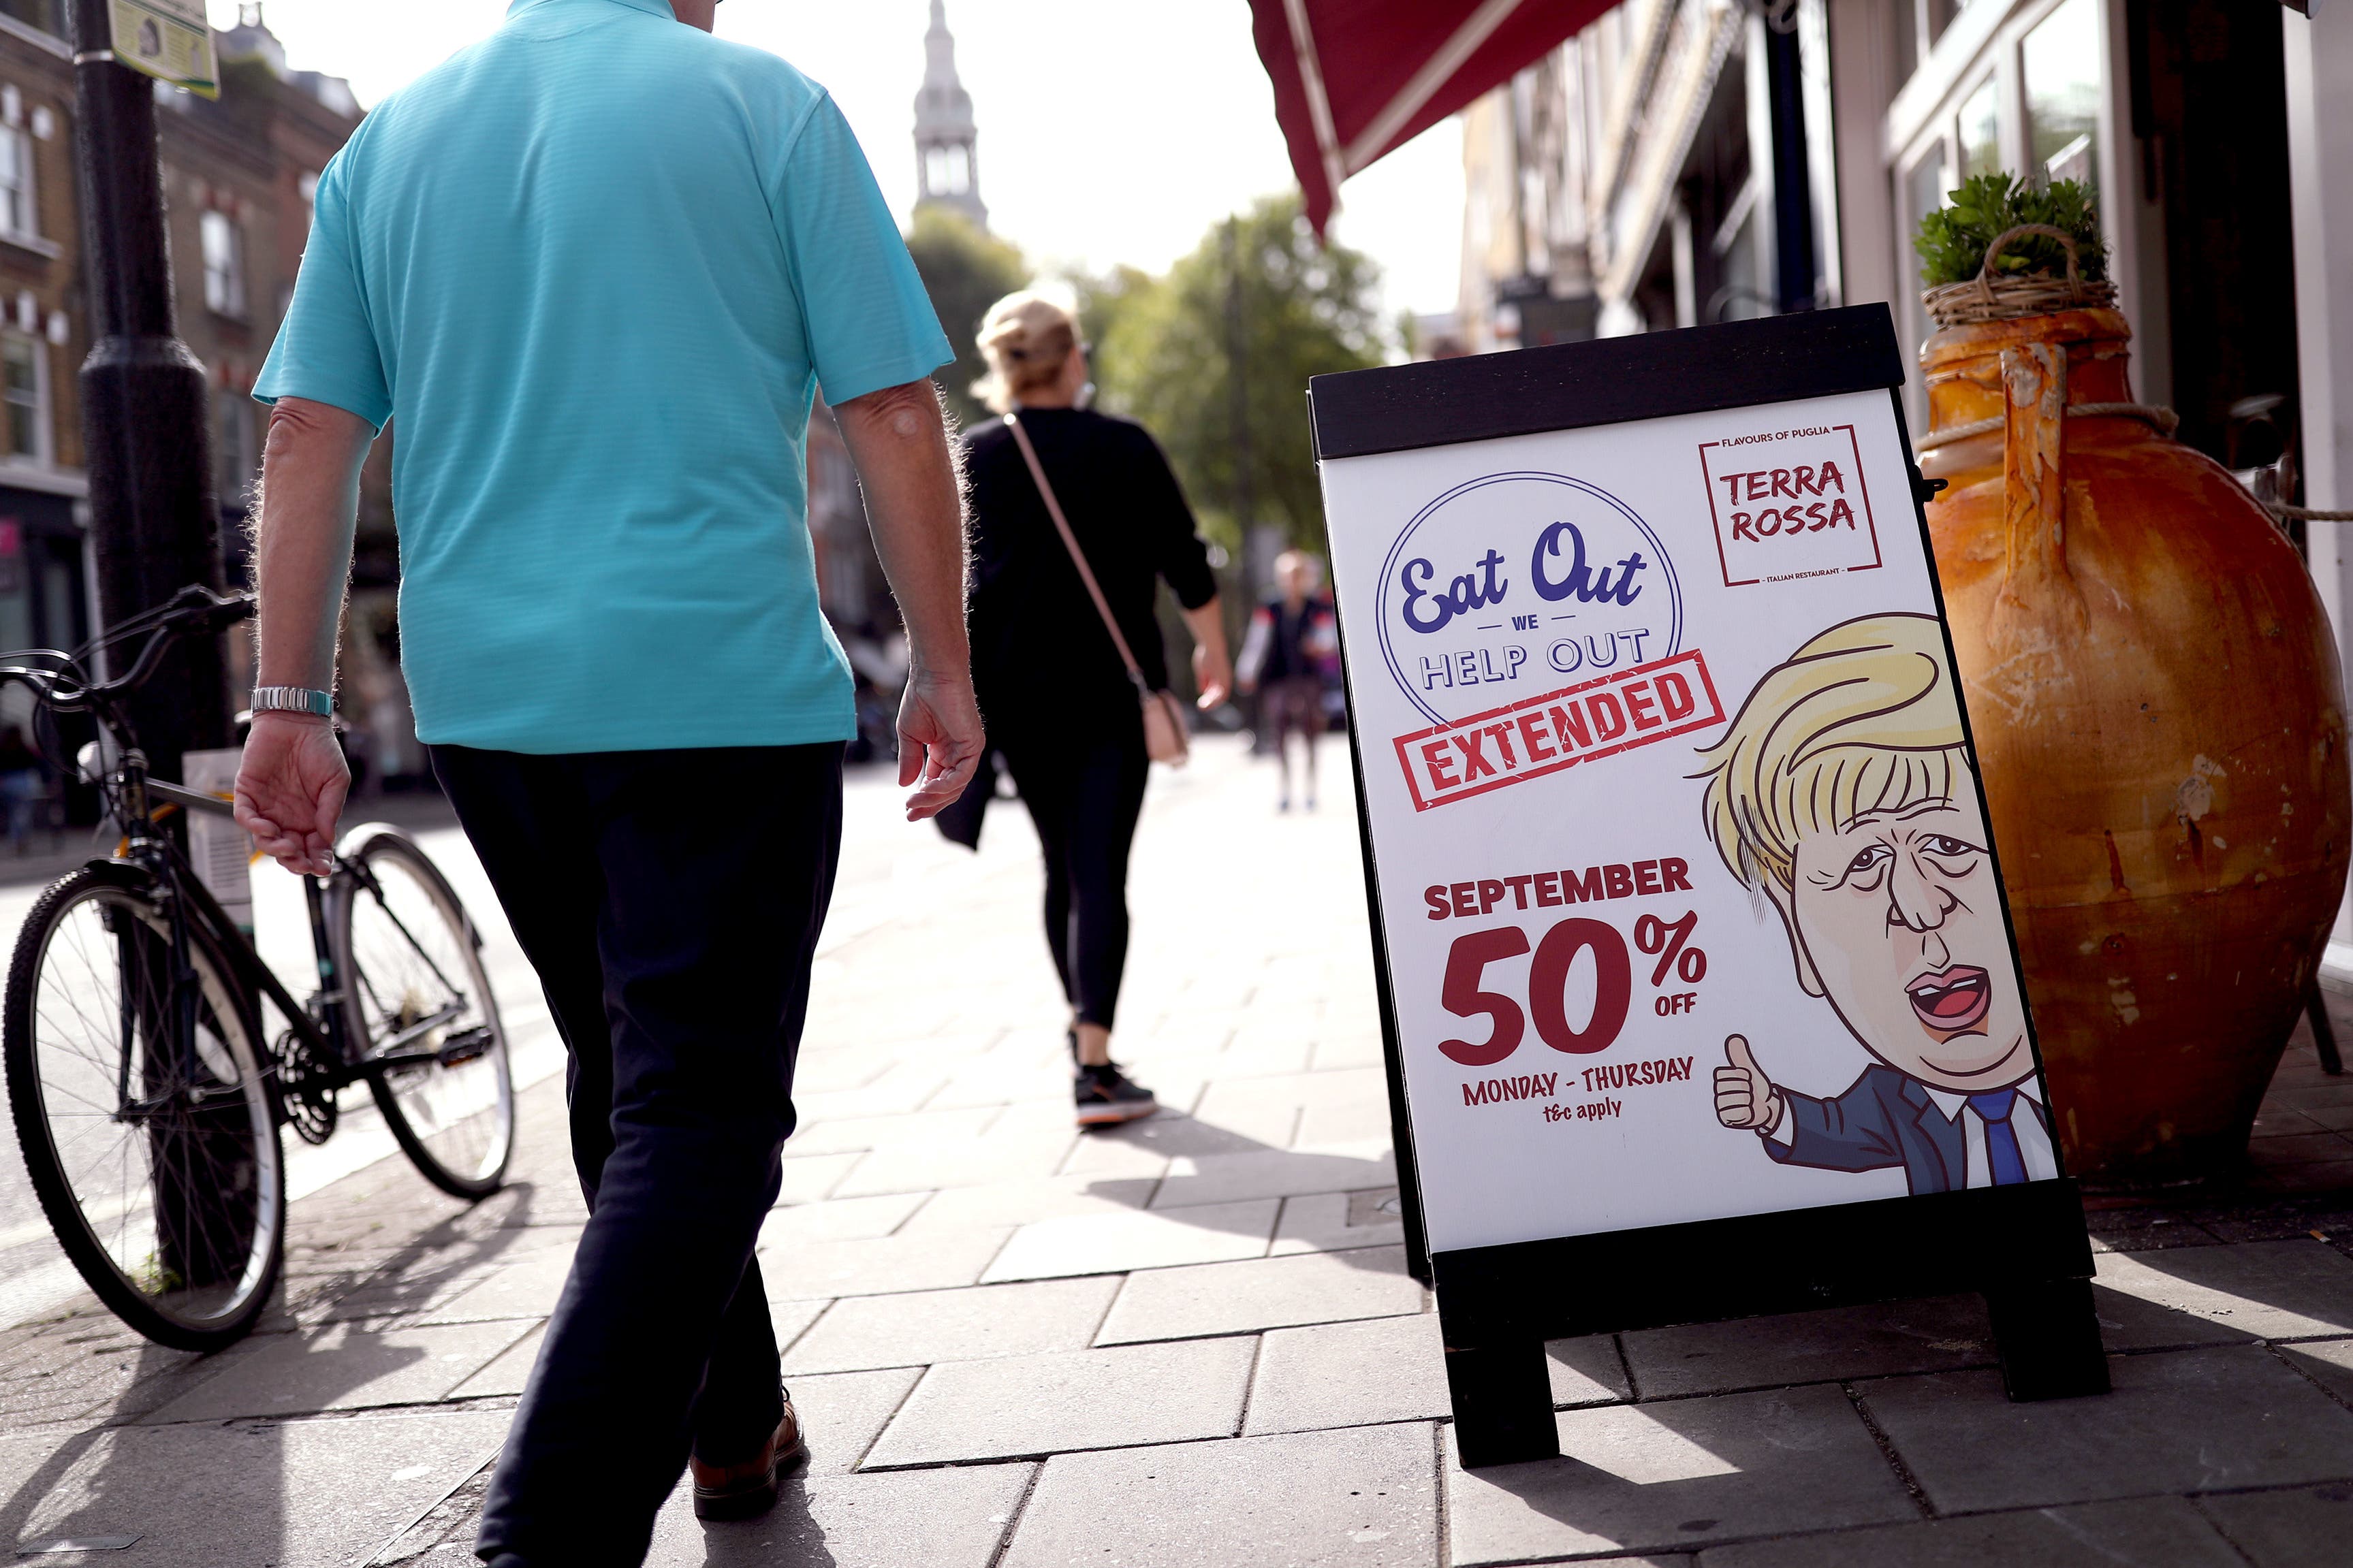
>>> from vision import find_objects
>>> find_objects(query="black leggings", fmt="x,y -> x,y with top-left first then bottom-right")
999,733 -> 1151,1031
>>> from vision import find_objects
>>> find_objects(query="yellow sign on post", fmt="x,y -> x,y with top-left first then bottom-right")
110,0 -> 218,100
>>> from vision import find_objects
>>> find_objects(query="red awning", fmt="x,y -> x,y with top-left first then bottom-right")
1248,0 -> 1612,236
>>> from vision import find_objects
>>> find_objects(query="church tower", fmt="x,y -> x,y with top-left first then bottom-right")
912,0 -> 986,230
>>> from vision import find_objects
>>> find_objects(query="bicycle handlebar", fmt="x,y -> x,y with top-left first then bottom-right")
0,586 -> 254,716
91,587 -> 255,701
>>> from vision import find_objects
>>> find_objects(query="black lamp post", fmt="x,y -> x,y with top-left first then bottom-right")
66,0 -> 230,781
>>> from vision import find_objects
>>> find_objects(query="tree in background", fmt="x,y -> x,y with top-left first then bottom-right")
1095,195 -> 1385,553
904,207 -> 1029,430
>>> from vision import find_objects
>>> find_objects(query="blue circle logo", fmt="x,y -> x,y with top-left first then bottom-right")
1375,472 -> 1683,727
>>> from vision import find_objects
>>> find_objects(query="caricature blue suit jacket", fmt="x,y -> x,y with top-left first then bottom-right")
1765,1063 -> 2047,1196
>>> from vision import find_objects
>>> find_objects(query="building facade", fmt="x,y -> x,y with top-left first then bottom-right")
0,3 -> 364,681
1455,0 -> 2353,965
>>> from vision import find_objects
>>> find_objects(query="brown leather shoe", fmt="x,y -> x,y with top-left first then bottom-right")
689,1392 -> 807,1521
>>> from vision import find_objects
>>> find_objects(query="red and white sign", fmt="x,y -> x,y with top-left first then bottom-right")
1391,650 -> 1724,810
1320,387 -> 2031,1253
1699,423 -> 1882,587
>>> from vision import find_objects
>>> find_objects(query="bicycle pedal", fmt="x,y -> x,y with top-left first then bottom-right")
435,1026 -> 495,1068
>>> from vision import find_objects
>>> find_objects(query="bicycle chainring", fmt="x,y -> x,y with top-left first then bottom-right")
277,1030 -> 340,1146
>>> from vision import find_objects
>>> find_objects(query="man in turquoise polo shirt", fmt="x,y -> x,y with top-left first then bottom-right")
232,2 -> 981,1563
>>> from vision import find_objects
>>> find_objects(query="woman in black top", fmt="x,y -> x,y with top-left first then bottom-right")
963,291 -> 1231,1127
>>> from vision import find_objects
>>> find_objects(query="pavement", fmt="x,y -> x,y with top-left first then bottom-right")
5,736 -> 2353,1565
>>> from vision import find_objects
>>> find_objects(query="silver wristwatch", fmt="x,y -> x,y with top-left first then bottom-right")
251,686 -> 333,718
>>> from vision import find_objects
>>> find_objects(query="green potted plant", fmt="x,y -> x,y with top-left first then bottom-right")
1914,172 -> 2115,327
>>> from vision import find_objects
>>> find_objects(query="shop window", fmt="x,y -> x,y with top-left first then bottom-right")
1,334 -> 41,461
2023,0 -> 2100,191
1957,76 -> 2000,180
0,3 -> 59,37
0,121 -> 34,242
201,210 -> 246,319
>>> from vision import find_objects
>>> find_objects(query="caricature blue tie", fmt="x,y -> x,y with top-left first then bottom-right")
1968,1090 -> 2030,1186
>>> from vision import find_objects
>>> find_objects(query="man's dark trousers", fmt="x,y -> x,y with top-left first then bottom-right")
432,743 -> 844,1567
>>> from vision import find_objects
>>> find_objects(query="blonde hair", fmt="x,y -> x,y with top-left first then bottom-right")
1694,613 -> 1970,894
975,289 -> 1078,414
1274,549 -> 1323,589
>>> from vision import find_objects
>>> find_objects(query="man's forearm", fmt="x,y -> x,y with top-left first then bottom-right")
253,398 -> 375,694
833,381 -> 969,681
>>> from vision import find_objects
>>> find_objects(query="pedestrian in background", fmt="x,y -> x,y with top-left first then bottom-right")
961,291 -> 1232,1127
1235,549 -> 1339,812
232,1 -> 982,1563
0,723 -> 46,853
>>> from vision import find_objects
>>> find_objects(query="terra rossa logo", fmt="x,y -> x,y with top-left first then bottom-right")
1376,472 -> 1684,727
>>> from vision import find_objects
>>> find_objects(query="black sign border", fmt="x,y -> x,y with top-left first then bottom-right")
1312,306 -> 2107,1469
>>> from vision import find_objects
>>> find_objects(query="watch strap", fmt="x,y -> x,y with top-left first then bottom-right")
251,686 -> 333,718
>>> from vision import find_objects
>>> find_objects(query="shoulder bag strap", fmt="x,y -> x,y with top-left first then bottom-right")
1003,412 -> 1153,693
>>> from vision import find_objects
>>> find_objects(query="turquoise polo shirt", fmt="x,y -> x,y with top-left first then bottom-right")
255,0 -> 951,754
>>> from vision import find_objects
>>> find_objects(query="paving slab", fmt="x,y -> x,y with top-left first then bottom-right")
1859,1345 -> 2353,1512
3,1407 -> 507,1568
2273,1337 -> 2353,1404
785,1365 -> 925,1476
982,1199 -> 1278,1282
417,1237 -> 575,1323
0,1321 -> 218,1430
831,1131 -> 1077,1197
1620,1294 -> 1993,1398
140,1318 -> 537,1422
2091,1240 -> 2353,1347
1698,1496 -> 2247,1567
2196,1482 -> 2353,1567
1059,1111 -> 1269,1170
1244,1313 -> 1449,1436
756,1191 -> 930,1248
1094,1245 -> 1423,1343
862,1335 -> 1257,1467
760,1226 -> 1012,1300
1445,1385 -> 1913,1565
1148,1145 -> 1397,1210
785,1104 -> 1000,1157
781,1276 -> 1120,1373
1272,1189 -> 1410,1255
999,1421 -> 1437,1568
644,1460 -> 1034,1567
1549,1336 -> 1633,1407
772,1151 -> 862,1205
447,1319 -> 543,1399
896,1172 -> 1160,1232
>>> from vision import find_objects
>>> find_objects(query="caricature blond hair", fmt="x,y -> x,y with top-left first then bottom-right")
1695,613 -> 1970,894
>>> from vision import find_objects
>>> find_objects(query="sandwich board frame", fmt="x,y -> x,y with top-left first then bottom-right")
1308,306 -> 2109,1469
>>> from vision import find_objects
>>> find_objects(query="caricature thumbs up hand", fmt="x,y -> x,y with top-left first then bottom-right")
1714,1034 -> 1784,1134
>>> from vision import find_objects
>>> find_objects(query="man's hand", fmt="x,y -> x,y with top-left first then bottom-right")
234,715 -> 349,876
896,667 -> 985,822
1714,1034 -> 1783,1134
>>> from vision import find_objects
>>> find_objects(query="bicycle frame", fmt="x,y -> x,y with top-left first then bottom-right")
135,770 -> 476,1089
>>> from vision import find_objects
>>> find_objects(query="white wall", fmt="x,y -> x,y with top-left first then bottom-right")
2284,1 -> 2353,970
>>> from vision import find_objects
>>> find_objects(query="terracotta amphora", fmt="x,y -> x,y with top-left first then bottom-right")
1918,302 -> 2349,1181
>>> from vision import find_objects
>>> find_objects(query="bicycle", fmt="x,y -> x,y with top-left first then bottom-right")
0,586 -> 516,1350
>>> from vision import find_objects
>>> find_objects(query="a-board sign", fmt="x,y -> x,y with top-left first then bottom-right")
110,0 -> 219,100
1310,307 -> 2107,1469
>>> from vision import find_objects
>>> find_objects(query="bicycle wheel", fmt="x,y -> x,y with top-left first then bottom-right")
3,863 -> 283,1349
334,825 -> 514,1198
